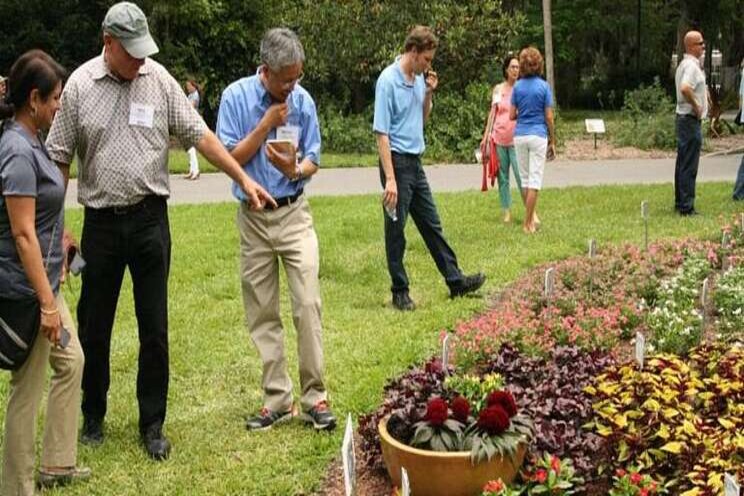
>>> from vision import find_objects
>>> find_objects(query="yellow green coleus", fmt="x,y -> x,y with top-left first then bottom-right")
583,343 -> 743,495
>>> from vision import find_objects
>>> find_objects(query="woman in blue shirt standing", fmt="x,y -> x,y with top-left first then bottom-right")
510,47 -> 555,234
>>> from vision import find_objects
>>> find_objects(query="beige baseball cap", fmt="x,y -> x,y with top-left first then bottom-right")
102,2 -> 159,59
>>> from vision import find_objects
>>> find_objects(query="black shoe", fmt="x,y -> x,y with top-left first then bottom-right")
142,423 -> 171,461
80,417 -> 104,446
300,401 -> 337,431
449,272 -> 486,298
679,209 -> 700,217
392,291 -> 416,311
245,407 -> 293,431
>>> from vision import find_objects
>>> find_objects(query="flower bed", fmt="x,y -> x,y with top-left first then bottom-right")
360,225 -> 744,495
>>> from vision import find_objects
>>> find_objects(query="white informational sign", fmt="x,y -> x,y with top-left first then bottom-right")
635,332 -> 646,370
724,473 -> 740,496
401,467 -> 411,496
700,277 -> 709,307
544,267 -> 555,299
585,119 -> 606,134
588,239 -> 597,259
641,201 -> 649,220
342,413 -> 356,496
441,334 -> 451,374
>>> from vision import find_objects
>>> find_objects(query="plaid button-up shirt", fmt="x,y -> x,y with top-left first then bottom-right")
47,54 -> 207,208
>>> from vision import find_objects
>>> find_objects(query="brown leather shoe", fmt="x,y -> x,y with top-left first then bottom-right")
37,466 -> 91,489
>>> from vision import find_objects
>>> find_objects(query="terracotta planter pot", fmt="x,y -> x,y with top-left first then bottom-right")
379,416 -> 526,496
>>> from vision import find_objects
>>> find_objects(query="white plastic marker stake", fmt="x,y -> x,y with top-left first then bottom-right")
544,267 -> 555,299
635,332 -> 646,370
724,473 -> 740,496
401,467 -> 411,496
740,213 -> 744,233
588,239 -> 597,297
441,333 -> 451,375
342,413 -> 356,496
588,239 -> 597,258
641,201 -> 649,251
722,230 -> 731,249
700,277 -> 709,335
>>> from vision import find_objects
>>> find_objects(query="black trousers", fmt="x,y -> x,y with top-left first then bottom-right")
674,114 -> 702,213
78,196 -> 170,433
380,152 -> 463,293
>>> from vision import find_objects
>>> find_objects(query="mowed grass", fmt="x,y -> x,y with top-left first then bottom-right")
1,182 -> 740,495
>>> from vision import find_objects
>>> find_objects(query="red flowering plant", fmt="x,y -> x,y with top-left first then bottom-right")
609,467 -> 667,496
520,453 -> 584,494
463,390 -> 534,464
481,478 -> 523,496
409,397 -> 465,451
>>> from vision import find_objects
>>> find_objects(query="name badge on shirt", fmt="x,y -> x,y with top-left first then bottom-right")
492,91 -> 502,105
129,103 -> 155,128
276,125 -> 300,148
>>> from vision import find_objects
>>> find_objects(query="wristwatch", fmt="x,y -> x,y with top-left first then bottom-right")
293,164 -> 302,181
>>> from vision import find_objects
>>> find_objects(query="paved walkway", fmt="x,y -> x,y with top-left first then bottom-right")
64,154 -> 742,207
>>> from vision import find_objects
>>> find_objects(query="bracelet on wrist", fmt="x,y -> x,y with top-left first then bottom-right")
40,306 -> 59,315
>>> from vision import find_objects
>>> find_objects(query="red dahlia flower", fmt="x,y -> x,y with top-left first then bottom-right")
486,390 -> 518,417
450,396 -> 470,423
535,468 -> 548,483
477,405 -> 510,435
630,472 -> 643,485
424,397 -> 448,426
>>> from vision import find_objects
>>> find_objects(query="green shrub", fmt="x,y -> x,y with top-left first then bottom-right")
612,79 -> 677,150
318,105 -> 377,154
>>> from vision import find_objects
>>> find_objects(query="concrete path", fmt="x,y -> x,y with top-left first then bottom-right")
64,154 -> 742,208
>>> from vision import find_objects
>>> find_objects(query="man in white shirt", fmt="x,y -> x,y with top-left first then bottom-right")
674,30 -> 708,216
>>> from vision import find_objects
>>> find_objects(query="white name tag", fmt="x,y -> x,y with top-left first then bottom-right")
277,125 -> 300,148
129,103 -> 155,128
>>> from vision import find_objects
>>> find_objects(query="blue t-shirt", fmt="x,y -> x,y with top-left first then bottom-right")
216,71 -> 321,200
511,76 -> 553,138
373,57 -> 427,155
0,121 -> 65,299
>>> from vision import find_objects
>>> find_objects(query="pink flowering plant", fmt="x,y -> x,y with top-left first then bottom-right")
609,468 -> 666,495
481,478 -> 523,496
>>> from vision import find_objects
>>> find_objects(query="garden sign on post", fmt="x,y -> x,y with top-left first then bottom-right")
342,413 -> 356,496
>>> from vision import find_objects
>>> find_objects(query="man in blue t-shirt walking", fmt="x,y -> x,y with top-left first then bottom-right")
373,25 -> 485,311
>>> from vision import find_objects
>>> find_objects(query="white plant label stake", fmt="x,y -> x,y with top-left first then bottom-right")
342,413 -> 356,496
544,267 -> 555,299
700,277 -> 709,333
641,201 -> 649,251
441,333 -> 451,375
724,473 -> 740,496
588,239 -> 597,258
401,467 -> 411,496
740,213 -> 744,233
635,332 -> 646,370
722,231 -> 731,249
588,239 -> 597,297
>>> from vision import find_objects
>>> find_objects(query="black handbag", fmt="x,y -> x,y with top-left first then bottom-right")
0,298 -> 41,370
0,211 -> 60,370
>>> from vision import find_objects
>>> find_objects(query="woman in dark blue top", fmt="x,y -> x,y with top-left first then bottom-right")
510,47 -> 555,234
0,50 -> 89,494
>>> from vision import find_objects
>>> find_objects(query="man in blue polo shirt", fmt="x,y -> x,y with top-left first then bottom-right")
374,25 -> 485,311
217,28 -> 335,432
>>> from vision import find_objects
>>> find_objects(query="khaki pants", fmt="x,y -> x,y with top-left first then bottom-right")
237,197 -> 327,413
1,294 -> 84,496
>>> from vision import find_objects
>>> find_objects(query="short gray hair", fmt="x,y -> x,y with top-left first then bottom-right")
260,28 -> 305,71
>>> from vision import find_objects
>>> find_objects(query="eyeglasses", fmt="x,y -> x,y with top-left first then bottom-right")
694,41 -> 705,46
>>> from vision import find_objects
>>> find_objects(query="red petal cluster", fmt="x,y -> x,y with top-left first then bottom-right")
450,395 -> 470,423
486,390 -> 518,417
424,397 -> 448,426
477,405 -> 510,435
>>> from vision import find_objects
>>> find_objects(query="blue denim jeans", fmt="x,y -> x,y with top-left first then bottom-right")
733,154 -> 744,201
380,153 -> 464,293
674,114 -> 701,213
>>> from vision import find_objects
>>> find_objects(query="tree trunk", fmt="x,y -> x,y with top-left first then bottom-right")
542,0 -> 556,104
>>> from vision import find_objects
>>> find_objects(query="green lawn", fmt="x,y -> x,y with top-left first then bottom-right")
3,182 -> 741,495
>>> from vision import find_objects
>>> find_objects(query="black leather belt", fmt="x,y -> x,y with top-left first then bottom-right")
265,189 -> 303,210
87,196 -> 163,216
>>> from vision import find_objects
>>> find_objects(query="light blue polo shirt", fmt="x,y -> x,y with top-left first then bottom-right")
216,71 -> 321,200
511,76 -> 554,139
373,57 -> 426,155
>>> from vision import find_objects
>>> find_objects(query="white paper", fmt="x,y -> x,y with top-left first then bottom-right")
128,103 -> 154,128
544,267 -> 555,299
442,334 -> 450,374
401,467 -> 411,496
342,413 -> 356,496
277,125 -> 300,148
635,332 -> 645,370
724,473 -> 740,496
584,119 -> 606,134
